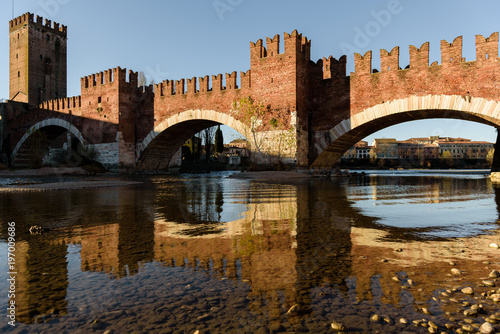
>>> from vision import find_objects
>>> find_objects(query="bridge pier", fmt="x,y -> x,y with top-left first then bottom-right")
490,130 -> 500,182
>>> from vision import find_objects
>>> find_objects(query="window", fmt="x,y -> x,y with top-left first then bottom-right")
98,97 -> 102,103
17,71 -> 20,77
46,34 -> 50,41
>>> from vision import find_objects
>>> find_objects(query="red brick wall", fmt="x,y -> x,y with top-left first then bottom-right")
9,13 -> 67,105
349,32 -> 500,116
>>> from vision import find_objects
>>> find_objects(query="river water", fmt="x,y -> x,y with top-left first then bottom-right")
0,170 -> 499,333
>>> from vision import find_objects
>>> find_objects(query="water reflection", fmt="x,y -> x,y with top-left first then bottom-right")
0,173 -> 499,332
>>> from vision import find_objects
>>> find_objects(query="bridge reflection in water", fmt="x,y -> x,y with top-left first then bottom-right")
1,173 -> 499,332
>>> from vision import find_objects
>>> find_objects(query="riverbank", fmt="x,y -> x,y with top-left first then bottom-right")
0,167 -> 142,192
0,167 -> 92,176
0,179 -> 142,192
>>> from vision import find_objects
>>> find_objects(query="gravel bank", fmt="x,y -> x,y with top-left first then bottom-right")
0,180 -> 142,192
228,170 -> 311,181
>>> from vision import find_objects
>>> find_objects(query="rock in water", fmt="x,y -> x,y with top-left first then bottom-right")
480,322 -> 494,334
29,225 -> 50,235
489,270 -> 500,278
286,304 -> 300,316
331,321 -> 346,331
461,287 -> 474,295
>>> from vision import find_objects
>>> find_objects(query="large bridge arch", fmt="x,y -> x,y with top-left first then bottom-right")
312,94 -> 500,169
11,118 -> 87,164
137,109 -> 251,170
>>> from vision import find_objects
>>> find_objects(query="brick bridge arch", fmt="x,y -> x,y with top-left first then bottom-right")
312,94 -> 500,169
11,118 -> 87,163
136,109 -> 251,170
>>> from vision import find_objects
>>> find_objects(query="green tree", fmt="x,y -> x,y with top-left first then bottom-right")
203,126 -> 216,161
232,96 -> 295,166
214,125 -> 224,154
233,96 -> 267,155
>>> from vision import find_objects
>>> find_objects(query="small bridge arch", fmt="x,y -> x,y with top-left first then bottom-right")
312,94 -> 500,169
137,109 -> 251,170
11,118 -> 87,164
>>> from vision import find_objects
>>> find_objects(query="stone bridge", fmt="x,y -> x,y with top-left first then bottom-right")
1,14 -> 499,172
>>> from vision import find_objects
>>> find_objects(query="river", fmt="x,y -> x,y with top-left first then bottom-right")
0,170 -> 499,333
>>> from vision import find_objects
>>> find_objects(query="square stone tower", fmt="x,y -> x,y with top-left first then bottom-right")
9,13 -> 67,105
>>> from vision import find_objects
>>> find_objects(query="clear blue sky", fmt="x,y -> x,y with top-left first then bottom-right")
1,0 -> 499,144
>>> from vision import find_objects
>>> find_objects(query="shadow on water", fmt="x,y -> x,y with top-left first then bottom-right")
0,172 -> 499,332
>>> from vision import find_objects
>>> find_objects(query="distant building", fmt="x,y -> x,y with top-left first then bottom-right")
343,141 -> 370,159
371,138 -> 398,159
342,135 -> 494,161
438,140 -> 493,159
225,139 -> 250,158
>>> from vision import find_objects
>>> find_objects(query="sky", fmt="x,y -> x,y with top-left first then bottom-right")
1,0 -> 499,144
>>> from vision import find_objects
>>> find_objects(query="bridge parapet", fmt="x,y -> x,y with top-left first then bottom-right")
155,69 -> 251,97
353,32 -> 499,76
39,96 -> 82,114
349,32 -> 500,114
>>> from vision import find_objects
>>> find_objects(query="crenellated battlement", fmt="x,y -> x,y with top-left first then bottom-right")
9,12 -> 67,37
39,96 -> 81,112
321,55 -> 347,79
284,30 -> 311,60
441,36 -> 464,64
353,32 -> 499,75
80,67 -> 138,90
476,32 -> 499,61
380,46 -> 400,72
354,51 -> 372,75
250,30 -> 311,61
155,70 -> 251,97
409,42 -> 430,68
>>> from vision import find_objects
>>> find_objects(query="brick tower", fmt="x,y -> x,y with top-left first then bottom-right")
9,13 -> 67,105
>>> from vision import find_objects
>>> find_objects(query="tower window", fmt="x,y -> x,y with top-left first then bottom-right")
44,58 -> 52,75
98,97 -> 102,103
18,71 -> 20,77
16,54 -> 18,59
46,35 -> 50,41
40,54 -> 43,60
